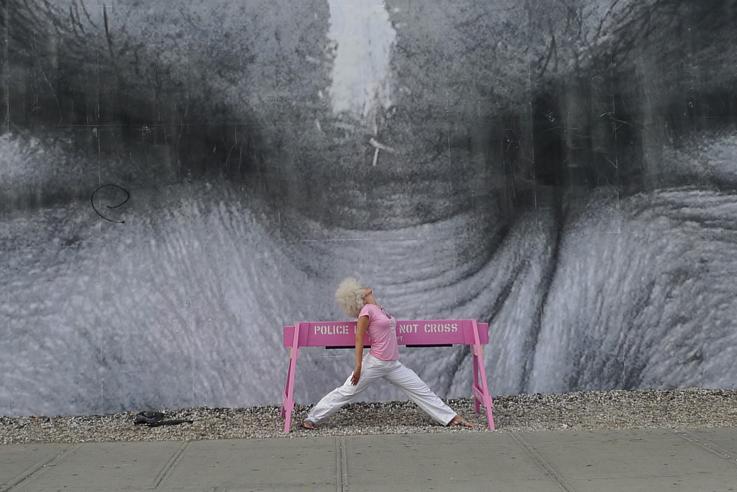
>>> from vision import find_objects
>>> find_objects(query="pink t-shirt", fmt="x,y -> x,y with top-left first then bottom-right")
358,303 -> 400,361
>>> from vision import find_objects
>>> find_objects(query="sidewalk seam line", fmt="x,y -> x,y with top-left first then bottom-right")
340,436 -> 348,492
2,443 -> 80,492
677,431 -> 737,466
335,437 -> 342,492
153,440 -> 190,489
510,432 -> 575,492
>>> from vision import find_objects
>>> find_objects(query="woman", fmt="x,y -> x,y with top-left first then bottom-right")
301,277 -> 475,429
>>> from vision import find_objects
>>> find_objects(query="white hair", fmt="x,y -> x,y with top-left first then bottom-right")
335,276 -> 366,318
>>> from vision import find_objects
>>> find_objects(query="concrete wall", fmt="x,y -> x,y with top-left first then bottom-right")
1,0 -> 736,416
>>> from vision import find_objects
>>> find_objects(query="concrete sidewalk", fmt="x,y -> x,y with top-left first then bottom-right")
2,428 -> 736,491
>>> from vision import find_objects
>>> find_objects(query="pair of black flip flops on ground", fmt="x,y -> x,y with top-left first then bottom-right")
133,411 -> 193,427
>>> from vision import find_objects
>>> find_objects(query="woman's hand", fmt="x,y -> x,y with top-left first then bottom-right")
351,365 -> 362,385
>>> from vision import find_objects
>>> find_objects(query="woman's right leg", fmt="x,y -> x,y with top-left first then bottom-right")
383,361 -> 457,426
305,356 -> 382,425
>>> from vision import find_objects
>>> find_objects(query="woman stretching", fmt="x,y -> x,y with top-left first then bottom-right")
301,277 -> 474,429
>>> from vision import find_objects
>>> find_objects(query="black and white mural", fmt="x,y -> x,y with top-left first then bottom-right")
1,0 -> 736,416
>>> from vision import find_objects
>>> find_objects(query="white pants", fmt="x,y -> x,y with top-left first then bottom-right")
305,353 -> 457,426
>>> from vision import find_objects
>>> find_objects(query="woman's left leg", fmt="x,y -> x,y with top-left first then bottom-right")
384,361 -> 457,426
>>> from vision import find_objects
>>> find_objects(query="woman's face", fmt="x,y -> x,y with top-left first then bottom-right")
362,287 -> 376,305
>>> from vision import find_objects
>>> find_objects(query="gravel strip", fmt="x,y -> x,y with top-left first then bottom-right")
2,388 -> 737,444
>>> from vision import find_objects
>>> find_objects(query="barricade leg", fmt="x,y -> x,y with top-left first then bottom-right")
282,324 -> 305,432
471,321 -> 495,430
281,352 -> 294,419
283,334 -> 301,433
472,353 -> 481,414
474,345 -> 495,430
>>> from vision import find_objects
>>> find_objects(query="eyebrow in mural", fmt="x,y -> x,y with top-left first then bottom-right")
90,183 -> 130,224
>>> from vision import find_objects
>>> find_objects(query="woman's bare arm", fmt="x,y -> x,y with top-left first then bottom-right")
355,315 -> 368,366
352,315 -> 369,384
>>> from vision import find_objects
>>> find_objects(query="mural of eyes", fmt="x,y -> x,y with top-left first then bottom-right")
1,0 -> 736,416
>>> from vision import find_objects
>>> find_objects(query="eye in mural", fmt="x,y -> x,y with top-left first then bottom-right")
1,0 -> 736,416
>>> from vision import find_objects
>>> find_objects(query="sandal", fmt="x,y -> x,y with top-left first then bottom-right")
300,420 -> 317,430
447,416 -> 475,428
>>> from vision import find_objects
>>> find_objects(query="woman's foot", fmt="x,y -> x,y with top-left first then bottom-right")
447,415 -> 474,428
301,419 -> 317,430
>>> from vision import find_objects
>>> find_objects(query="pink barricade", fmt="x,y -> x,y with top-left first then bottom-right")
280,319 -> 495,432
